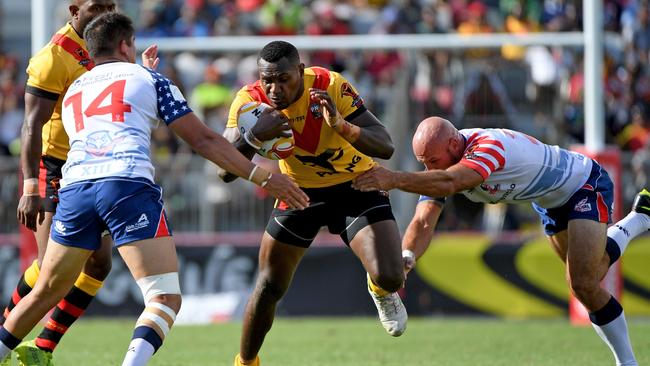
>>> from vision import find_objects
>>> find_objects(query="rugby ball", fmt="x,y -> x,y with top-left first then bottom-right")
237,101 -> 294,160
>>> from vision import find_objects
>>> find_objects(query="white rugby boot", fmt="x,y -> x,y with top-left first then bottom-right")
367,274 -> 407,337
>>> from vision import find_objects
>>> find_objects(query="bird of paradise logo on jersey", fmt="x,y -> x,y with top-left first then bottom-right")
340,83 -> 363,108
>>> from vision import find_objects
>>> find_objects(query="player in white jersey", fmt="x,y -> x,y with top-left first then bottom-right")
353,117 -> 650,366
0,13 -> 308,366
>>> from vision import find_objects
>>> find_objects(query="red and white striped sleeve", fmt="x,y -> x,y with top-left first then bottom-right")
459,133 -> 506,179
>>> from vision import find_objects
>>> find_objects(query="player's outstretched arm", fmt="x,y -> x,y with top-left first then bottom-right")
17,93 -> 57,231
353,163 -> 483,198
217,127 -> 257,182
402,200 -> 444,277
170,112 -> 309,209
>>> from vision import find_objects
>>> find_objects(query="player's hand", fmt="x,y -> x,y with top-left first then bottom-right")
251,108 -> 292,141
142,44 -> 160,70
352,166 -> 397,192
263,173 -> 309,210
309,88 -> 338,127
17,195 -> 44,231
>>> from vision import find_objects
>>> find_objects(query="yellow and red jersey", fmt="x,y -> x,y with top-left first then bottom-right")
227,67 -> 376,188
26,23 -> 95,160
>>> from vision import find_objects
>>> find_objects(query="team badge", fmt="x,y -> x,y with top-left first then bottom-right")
464,144 -> 479,160
75,47 -> 92,67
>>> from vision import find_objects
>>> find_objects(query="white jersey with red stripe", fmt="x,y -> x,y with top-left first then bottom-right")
60,62 -> 191,187
458,128 -> 592,209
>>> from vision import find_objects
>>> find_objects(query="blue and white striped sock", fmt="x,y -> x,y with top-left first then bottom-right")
121,326 -> 162,366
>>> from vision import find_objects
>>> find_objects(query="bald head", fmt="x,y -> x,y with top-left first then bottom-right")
412,117 -> 464,170
412,117 -> 457,156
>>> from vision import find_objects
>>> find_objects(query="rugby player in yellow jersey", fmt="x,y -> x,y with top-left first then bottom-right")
0,2 -> 116,365
220,41 -> 406,366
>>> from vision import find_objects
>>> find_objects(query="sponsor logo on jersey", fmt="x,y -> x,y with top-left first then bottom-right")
341,83 -> 363,108
344,155 -> 362,173
574,198 -> 592,213
126,213 -> 150,233
480,183 -> 500,195
499,183 -> 517,202
54,220 -> 66,234
309,103 -> 323,119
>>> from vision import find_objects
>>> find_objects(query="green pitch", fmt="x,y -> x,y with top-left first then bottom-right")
25,317 -> 650,365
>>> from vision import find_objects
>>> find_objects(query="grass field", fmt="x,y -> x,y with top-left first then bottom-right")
12,317 -> 650,365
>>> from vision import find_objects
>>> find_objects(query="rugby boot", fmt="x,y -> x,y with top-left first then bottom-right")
234,354 -> 259,366
632,189 -> 650,216
15,340 -> 53,366
367,274 -> 407,337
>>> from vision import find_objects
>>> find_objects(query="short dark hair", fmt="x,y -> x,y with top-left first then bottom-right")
83,12 -> 134,59
258,41 -> 300,64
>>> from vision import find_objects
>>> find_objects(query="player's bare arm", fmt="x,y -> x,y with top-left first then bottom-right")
401,200 -> 444,276
170,112 -> 308,209
310,88 -> 394,159
218,108 -> 290,182
16,92 -> 58,231
352,163 -> 483,197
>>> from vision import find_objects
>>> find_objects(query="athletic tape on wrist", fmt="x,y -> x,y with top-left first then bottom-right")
260,173 -> 272,188
23,178 -> 39,196
402,249 -> 416,261
248,166 -> 259,182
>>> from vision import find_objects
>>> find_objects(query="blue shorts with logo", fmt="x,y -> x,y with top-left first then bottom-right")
50,178 -> 172,250
533,161 -> 613,236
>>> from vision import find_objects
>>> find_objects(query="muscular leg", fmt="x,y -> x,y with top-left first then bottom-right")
34,234 -> 113,352
239,233 -> 307,363
118,237 -> 181,366
349,220 -> 403,293
349,220 -> 406,336
550,220 -> 637,365
565,220 -> 610,311
0,239 -> 91,359
0,213 -> 54,325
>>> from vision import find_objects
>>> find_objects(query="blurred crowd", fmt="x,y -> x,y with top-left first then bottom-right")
1,0 -> 650,232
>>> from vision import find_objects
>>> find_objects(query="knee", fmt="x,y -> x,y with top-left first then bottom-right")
255,277 -> 288,304
149,293 -> 182,314
370,272 -> 403,293
83,255 -> 112,281
569,276 -> 598,300
136,272 -> 181,312
32,279 -> 70,306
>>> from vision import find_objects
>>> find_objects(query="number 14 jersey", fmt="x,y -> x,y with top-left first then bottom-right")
60,62 -> 192,187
